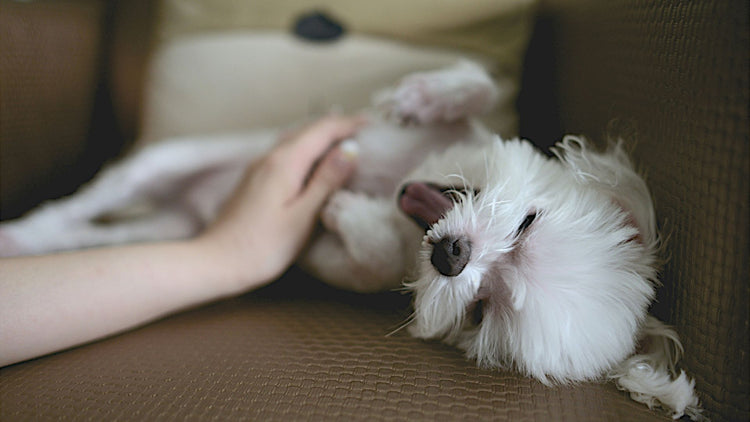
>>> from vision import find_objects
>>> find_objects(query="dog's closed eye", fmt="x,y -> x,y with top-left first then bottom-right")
515,212 -> 537,236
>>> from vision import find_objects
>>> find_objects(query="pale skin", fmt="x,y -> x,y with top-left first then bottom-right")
0,115 -> 365,368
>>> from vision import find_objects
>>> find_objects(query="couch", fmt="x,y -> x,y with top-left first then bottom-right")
1,1 -> 747,421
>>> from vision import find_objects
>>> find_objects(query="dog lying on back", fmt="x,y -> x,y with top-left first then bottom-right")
0,60 -> 703,419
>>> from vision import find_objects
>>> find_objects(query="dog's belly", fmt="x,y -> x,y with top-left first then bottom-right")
158,118 -> 482,228
346,117 -> 481,197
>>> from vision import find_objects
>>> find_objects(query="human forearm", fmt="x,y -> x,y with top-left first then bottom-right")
0,239 -> 249,367
0,115 -> 362,368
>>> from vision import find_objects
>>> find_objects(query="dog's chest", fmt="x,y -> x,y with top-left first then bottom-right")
345,118 -> 483,197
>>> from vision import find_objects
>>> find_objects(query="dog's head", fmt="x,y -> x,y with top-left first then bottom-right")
398,136 -> 659,383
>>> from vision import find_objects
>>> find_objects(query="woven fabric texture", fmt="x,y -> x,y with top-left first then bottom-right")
0,1 -> 106,219
520,1 -> 749,421
1,0 -> 747,421
1,272 -> 672,421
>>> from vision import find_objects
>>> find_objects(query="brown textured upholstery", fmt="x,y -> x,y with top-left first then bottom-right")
1,1 -> 747,422
519,2 -> 749,421
0,271 -> 675,421
0,0 -> 155,220
0,0 -> 107,219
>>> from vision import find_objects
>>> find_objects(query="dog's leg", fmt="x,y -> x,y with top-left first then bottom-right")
376,60 -> 499,124
0,160 -> 161,257
300,191 -> 408,292
0,132 -> 276,257
2,207 -> 201,256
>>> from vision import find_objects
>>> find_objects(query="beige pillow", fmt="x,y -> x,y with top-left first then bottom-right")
139,0 -> 536,143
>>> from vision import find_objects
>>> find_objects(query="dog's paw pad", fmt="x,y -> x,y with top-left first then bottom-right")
386,76 -> 446,124
382,62 -> 498,124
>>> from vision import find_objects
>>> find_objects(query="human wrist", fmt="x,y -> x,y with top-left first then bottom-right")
190,231 -> 274,296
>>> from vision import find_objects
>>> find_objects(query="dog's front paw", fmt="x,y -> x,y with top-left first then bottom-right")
380,61 -> 498,125
316,190 -> 405,289
321,191 -> 394,240
321,191 -> 359,234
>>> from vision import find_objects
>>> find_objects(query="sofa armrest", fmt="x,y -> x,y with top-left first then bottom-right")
0,0 -> 155,220
518,2 -> 749,421
0,0 -> 108,219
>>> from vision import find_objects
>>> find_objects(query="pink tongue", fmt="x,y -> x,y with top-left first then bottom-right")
399,183 -> 454,229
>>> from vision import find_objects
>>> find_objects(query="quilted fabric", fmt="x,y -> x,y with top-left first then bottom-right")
519,1 -> 749,421
0,271 -> 672,421
0,1 -> 106,219
1,0 -> 746,421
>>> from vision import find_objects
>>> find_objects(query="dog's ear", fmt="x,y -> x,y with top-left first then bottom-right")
609,316 -> 703,420
552,136 -> 657,246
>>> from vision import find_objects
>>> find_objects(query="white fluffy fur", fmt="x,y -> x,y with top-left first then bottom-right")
0,60 -> 703,419
402,136 -> 704,420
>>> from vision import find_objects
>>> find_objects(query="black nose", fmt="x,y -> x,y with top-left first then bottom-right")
431,236 -> 471,276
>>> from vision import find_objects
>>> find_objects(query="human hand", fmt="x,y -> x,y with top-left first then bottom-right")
0,116 -> 364,366
198,115 -> 365,291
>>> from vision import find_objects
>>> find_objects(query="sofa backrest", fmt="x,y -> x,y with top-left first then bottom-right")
518,2 -> 749,421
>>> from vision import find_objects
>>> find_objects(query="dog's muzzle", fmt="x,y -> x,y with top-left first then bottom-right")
398,182 -> 472,276
430,235 -> 471,276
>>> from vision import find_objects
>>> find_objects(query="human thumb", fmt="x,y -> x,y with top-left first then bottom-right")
298,140 -> 359,212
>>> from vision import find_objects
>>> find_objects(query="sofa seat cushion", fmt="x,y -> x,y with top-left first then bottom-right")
1,269 -> 672,421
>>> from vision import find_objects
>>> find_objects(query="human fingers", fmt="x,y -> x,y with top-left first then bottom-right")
293,141 -> 359,222
278,114 -> 367,170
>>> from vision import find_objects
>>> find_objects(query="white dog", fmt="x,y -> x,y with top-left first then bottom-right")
0,61 -> 703,419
